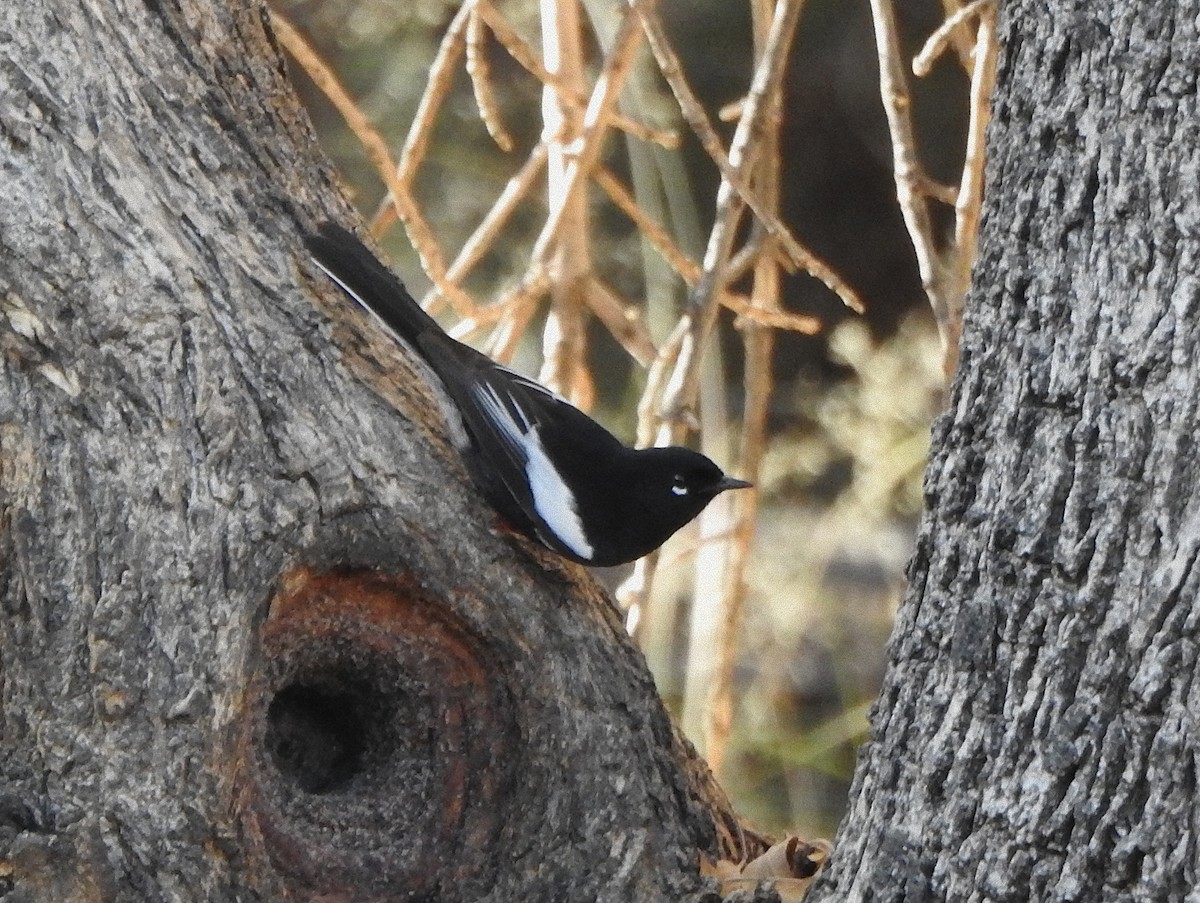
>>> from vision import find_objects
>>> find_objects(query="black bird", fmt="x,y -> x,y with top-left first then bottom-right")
305,223 -> 751,567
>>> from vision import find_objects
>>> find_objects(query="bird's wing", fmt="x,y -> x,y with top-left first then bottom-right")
455,362 -> 596,561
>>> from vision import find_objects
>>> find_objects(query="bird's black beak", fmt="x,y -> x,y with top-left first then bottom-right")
716,475 -> 753,493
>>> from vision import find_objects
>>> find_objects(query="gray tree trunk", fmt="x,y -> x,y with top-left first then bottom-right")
0,2 -> 757,900
810,3 -> 1200,901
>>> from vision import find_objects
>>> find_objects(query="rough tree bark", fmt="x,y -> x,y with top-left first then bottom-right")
810,3 -> 1200,901
0,2 -> 758,900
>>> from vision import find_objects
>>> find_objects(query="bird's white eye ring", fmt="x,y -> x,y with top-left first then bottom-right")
671,475 -> 688,496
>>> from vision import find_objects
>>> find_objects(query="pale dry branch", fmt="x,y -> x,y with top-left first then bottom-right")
779,241 -> 865,316
725,235 -> 768,286
619,552 -> 659,639
944,0 -> 997,374
635,317 -> 688,447
705,320 -> 772,773
869,0 -> 951,351
466,7 -> 516,152
926,0 -> 984,73
531,7 -> 644,268
647,0 -> 809,452
916,0 -> 993,75
477,1 -> 679,149
870,0 -> 942,282
270,6 -> 480,320
446,267 -> 550,343
594,165 -> 703,284
718,96 -> 746,123
586,278 -> 658,368
394,2 -> 474,193
475,1 -> 554,84
916,172 -> 959,206
537,0 -> 595,402
871,0 -> 997,376
698,0 -> 789,774
483,273 -> 550,364
629,0 -> 862,318
722,293 -> 820,334
421,143 -> 549,314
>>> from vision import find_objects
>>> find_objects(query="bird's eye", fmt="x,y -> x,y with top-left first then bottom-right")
671,474 -> 688,496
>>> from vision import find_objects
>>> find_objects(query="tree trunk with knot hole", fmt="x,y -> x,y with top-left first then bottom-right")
0,2 -> 757,900
809,3 -> 1200,901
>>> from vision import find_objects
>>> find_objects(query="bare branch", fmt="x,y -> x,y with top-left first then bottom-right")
477,1 -> 679,148
871,0 -> 997,376
917,0 -> 993,76
270,5 -> 480,320
944,1 -> 998,374
629,0 -> 862,317
537,0 -> 595,402
699,0 -> 787,774
530,7 -> 645,268
393,2 -> 474,194
466,8 -> 516,152
421,143 -> 549,314
586,278 -> 658,368
722,293 -> 820,334
649,0 -> 809,451
594,165 -> 702,284
869,0 -> 959,366
482,273 -> 550,364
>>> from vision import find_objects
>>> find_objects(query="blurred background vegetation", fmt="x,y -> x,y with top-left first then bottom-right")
276,0 -> 969,838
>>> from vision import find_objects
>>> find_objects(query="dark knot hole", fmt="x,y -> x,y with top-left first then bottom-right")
266,682 -> 368,794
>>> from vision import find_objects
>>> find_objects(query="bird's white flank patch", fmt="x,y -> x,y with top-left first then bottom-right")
523,425 -> 594,560
474,383 -> 594,561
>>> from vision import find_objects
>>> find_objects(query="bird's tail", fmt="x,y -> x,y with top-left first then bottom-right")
305,222 -> 440,343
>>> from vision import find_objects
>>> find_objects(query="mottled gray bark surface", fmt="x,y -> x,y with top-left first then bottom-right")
0,2 -> 753,900
811,4 -> 1200,902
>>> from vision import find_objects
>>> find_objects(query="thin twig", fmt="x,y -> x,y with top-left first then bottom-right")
421,143 -> 549,314
531,7 -> 645,267
270,6 -> 480,320
700,0 -> 787,774
650,0 -> 808,449
466,7 -> 515,151
536,0 -> 594,402
916,172 -> 959,206
724,234 -> 767,285
370,1 -> 476,235
478,0 -> 680,149
619,552 -> 659,639
635,317 -> 688,447
594,165 -> 703,284
395,2 -> 475,191
629,0 -> 862,317
943,0 -> 997,374
869,0 -> 950,345
586,278 -> 658,368
914,0 -> 995,76
937,0 -> 981,71
483,273 -> 550,363
722,293 -> 820,334
871,0 -> 996,376
705,319 -> 772,772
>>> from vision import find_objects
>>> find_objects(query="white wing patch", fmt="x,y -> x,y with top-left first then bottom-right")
472,382 -> 595,561
523,425 -> 594,560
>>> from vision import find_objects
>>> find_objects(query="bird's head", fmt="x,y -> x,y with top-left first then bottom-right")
635,446 -> 753,524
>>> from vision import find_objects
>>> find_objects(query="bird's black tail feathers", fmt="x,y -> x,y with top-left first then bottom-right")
305,222 -> 440,344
